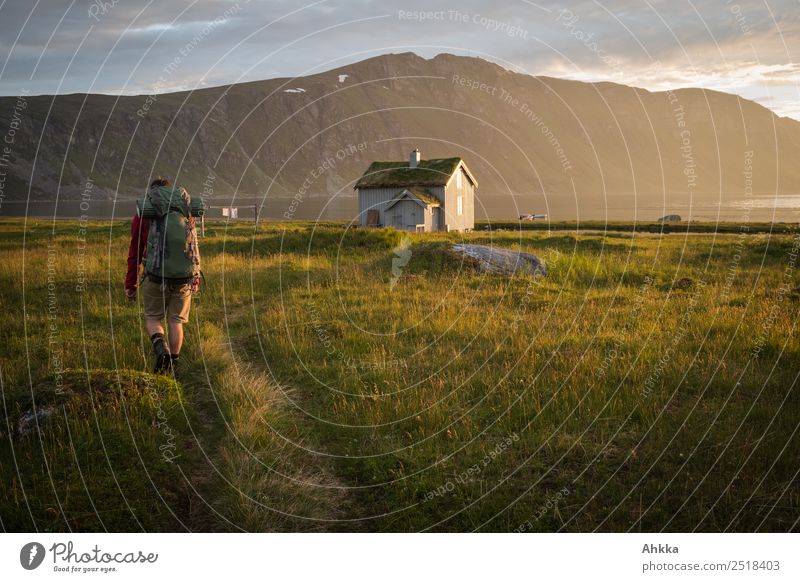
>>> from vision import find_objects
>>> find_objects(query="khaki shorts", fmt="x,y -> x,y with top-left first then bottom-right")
142,277 -> 192,324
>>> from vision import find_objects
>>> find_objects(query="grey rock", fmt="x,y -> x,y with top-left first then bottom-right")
452,244 -> 546,276
658,214 -> 682,222
16,406 -> 57,437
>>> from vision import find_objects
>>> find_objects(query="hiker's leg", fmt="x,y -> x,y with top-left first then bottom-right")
167,285 -> 192,367
145,319 -> 164,337
142,278 -> 171,372
142,279 -> 168,334
167,322 -> 183,354
166,282 -> 192,364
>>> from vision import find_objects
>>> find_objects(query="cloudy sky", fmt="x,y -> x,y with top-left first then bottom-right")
1,0 -> 798,119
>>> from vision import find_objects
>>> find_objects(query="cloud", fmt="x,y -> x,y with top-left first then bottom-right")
0,0 -> 797,118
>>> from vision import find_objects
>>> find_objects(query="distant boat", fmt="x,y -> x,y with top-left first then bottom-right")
519,213 -> 547,221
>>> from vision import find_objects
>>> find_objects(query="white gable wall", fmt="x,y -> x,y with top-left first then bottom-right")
385,199 -> 431,231
442,164 -> 475,231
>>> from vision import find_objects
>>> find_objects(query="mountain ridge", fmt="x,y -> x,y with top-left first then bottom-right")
1,51 -> 798,218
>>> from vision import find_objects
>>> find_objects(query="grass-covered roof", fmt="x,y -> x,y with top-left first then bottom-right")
385,187 -> 441,209
354,157 -> 461,189
405,187 -> 441,206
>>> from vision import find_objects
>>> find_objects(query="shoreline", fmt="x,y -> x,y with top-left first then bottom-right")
1,216 -> 796,235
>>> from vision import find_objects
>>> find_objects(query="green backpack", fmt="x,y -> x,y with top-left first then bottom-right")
136,186 -> 205,281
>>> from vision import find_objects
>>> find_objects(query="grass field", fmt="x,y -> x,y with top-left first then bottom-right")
1,217 -> 798,532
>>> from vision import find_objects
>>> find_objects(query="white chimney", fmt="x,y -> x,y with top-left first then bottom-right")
409,148 -> 420,168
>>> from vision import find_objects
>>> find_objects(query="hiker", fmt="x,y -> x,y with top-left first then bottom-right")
125,177 -> 204,374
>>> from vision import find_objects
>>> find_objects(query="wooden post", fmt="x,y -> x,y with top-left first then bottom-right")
200,214 -> 205,238
254,204 -> 259,232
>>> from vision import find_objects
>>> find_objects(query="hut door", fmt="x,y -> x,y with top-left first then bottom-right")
408,206 -> 418,229
434,207 -> 444,230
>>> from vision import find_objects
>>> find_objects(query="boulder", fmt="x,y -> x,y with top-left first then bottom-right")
452,244 -> 546,276
658,214 -> 681,222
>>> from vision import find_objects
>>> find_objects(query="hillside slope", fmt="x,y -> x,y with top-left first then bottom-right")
1,52 -> 798,215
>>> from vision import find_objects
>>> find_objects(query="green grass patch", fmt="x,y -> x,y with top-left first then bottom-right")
1,218 -> 798,532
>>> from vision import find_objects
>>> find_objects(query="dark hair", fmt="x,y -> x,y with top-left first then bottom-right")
150,177 -> 171,189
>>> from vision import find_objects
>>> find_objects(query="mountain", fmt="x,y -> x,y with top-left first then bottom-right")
1,52 -> 799,219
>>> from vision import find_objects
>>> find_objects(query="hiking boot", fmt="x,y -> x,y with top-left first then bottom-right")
151,333 -> 171,374
154,351 -> 172,374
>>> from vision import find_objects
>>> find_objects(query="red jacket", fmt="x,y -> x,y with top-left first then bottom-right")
125,212 -> 150,291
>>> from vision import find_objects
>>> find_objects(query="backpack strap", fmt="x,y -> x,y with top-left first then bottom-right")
175,187 -> 201,280
147,187 -> 166,271
148,186 -> 164,216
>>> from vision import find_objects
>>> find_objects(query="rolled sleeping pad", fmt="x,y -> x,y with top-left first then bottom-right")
136,188 -> 206,218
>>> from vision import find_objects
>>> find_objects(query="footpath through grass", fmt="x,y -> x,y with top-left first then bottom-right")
1,218 -> 798,531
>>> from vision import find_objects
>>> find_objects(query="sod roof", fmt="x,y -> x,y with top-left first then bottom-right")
354,157 -> 462,189
406,187 -> 441,206
385,187 -> 441,209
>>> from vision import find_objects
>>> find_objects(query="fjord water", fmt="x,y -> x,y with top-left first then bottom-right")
2,192 -> 798,222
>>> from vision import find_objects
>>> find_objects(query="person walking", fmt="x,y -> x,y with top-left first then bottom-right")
125,177 -> 204,374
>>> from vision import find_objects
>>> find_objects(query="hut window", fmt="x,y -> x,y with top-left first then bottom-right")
456,169 -> 462,188
457,195 -> 463,216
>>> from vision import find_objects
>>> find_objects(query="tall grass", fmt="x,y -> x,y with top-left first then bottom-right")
1,218 -> 797,531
